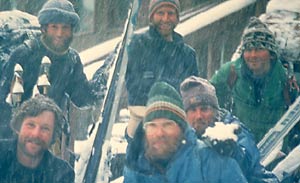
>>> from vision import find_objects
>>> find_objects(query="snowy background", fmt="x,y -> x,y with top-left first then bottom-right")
74,0 -> 300,182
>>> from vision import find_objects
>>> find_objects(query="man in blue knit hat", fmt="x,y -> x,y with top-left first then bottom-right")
124,81 -> 247,183
125,0 -> 199,138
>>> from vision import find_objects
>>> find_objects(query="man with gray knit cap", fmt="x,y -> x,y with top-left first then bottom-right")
124,81 -> 247,183
210,17 -> 298,142
180,75 -> 279,183
0,0 -> 104,156
125,0 -> 199,138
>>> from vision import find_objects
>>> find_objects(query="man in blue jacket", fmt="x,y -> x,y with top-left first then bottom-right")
180,76 -> 279,183
124,81 -> 247,183
125,0 -> 198,138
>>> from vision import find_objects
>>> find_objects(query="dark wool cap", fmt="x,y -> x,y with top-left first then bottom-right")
148,0 -> 180,20
180,76 -> 219,111
241,17 -> 278,56
144,81 -> 187,130
38,0 -> 80,31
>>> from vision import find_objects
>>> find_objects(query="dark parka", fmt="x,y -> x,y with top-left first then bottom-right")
124,125 -> 248,183
0,38 -> 101,139
125,26 -> 199,106
0,139 -> 74,183
210,57 -> 291,142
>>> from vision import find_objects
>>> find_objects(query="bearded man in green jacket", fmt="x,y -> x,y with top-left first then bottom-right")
210,17 -> 298,142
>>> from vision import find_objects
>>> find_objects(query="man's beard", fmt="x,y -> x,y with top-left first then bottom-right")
18,136 -> 48,158
144,133 -> 183,164
42,34 -> 73,54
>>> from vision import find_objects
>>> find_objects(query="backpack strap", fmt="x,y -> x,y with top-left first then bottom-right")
284,75 -> 299,106
227,64 -> 238,89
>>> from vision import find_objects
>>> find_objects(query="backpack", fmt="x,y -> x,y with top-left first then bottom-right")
0,10 -> 41,79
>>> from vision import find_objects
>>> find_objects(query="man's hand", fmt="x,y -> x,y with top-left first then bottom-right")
202,122 -> 241,156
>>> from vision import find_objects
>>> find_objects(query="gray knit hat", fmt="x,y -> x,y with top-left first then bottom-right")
38,0 -> 80,31
180,76 -> 219,111
144,81 -> 187,130
148,0 -> 180,20
241,17 -> 278,56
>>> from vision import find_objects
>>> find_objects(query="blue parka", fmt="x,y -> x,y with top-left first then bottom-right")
125,26 -> 199,106
219,109 -> 279,183
124,125 -> 247,183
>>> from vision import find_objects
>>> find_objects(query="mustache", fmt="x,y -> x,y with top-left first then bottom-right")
25,137 -> 44,146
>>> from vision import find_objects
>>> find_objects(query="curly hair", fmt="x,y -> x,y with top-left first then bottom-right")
11,95 -> 65,143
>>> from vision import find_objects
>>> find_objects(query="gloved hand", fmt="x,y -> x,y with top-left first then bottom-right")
202,122 -> 241,156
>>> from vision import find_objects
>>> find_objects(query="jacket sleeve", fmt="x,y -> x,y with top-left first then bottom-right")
210,61 -> 234,109
125,35 -> 149,106
225,113 -> 279,183
65,51 -> 99,107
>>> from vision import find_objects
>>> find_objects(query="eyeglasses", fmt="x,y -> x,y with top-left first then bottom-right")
143,120 -> 178,133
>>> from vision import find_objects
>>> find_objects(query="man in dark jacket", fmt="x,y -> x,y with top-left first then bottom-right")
125,0 -> 199,138
124,81 -> 247,183
0,95 -> 74,183
0,0 -> 104,139
180,76 -> 279,183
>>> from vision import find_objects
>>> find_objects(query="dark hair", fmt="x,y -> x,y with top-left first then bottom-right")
11,95 -> 64,142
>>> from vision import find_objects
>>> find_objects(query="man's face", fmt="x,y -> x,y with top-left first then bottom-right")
150,5 -> 179,41
17,111 -> 55,160
144,118 -> 182,162
43,23 -> 73,53
186,105 -> 215,137
243,48 -> 271,76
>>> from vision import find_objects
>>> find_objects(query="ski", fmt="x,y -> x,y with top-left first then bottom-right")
257,96 -> 300,166
272,144 -> 300,181
82,0 -> 141,182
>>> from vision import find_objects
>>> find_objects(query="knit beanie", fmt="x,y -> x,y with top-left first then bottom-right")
38,0 -> 80,31
144,81 -> 187,130
148,0 -> 180,20
241,17 -> 278,56
180,76 -> 219,111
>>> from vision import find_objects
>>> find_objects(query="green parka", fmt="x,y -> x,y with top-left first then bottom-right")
210,57 -> 291,142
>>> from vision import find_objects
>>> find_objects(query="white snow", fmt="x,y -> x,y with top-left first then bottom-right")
175,0 -> 256,36
260,0 -> 300,63
203,122 -> 239,141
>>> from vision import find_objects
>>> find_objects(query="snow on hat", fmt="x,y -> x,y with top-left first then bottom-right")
148,0 -> 180,20
180,76 -> 219,111
144,81 -> 187,130
241,17 -> 278,56
38,0 -> 80,31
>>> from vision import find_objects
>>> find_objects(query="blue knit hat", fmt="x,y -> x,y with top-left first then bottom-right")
148,0 -> 180,20
38,0 -> 80,32
144,81 -> 187,130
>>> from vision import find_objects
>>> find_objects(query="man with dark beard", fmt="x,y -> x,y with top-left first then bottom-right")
0,0 -> 103,140
124,81 -> 247,183
0,95 -> 74,183
180,76 -> 279,183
